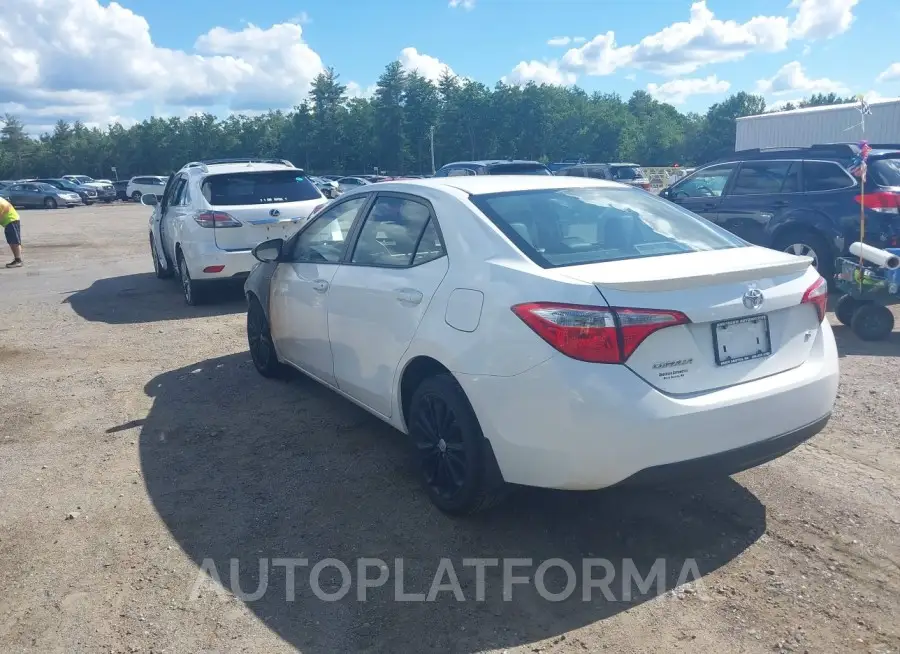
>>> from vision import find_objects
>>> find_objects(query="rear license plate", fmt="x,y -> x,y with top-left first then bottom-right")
712,315 -> 772,366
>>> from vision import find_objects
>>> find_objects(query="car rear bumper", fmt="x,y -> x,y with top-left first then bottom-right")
181,240 -> 255,280
455,321 -> 839,490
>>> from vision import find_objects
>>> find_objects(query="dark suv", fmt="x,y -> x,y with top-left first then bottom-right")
659,143 -> 900,281
434,160 -> 551,177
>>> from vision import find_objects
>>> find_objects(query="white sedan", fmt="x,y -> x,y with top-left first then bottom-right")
243,175 -> 839,514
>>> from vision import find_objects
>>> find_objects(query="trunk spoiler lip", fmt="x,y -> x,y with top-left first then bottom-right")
557,248 -> 814,292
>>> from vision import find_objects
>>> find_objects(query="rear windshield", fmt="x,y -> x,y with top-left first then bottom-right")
201,171 -> 321,206
610,166 -> 644,180
470,187 -> 746,268
487,164 -> 551,176
870,157 -> 900,187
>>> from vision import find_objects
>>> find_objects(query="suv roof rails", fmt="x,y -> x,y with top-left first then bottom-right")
181,158 -> 296,172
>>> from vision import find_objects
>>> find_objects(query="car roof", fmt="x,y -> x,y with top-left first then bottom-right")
375,175 -> 621,196
443,159 -> 547,168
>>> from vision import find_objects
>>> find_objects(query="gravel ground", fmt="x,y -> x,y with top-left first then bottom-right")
0,204 -> 897,654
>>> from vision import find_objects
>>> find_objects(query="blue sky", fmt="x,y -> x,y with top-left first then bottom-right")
2,0 -> 900,132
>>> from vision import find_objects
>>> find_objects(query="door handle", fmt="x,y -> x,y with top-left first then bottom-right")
395,288 -> 423,305
312,279 -> 330,293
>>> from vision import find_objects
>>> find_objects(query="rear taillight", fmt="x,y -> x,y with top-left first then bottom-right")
194,211 -> 241,228
801,276 -> 828,322
511,302 -> 689,364
855,191 -> 900,213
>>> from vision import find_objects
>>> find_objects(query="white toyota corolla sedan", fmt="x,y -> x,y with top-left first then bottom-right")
243,175 -> 839,514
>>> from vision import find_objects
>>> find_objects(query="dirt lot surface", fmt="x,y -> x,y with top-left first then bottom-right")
0,203 -> 898,654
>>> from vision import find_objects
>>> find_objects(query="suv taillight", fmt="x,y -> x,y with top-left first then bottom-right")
194,211 -> 241,228
855,191 -> 900,214
511,302 -> 690,364
801,276 -> 828,322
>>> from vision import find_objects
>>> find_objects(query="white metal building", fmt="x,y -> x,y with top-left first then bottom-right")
735,99 -> 900,151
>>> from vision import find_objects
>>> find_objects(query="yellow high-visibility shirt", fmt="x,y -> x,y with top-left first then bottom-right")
0,197 -> 19,227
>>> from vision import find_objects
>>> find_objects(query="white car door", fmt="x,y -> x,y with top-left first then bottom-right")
327,193 -> 449,417
159,176 -> 190,265
268,195 -> 370,386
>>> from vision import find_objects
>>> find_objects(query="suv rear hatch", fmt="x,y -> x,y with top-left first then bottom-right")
487,163 -> 552,176
201,170 -> 325,251
556,247 -> 824,394
610,164 -> 651,190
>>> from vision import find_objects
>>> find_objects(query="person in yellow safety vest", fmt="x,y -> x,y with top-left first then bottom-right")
0,195 -> 23,268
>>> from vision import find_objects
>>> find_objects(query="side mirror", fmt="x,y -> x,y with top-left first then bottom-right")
253,238 -> 284,263
658,188 -> 670,199
141,194 -> 158,206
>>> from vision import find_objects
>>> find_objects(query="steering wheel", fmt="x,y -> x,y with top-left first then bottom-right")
695,184 -> 714,197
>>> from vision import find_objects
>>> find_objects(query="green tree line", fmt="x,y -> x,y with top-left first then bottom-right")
0,62 -> 858,180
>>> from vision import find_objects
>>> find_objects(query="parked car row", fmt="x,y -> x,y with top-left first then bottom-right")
137,156 -> 839,515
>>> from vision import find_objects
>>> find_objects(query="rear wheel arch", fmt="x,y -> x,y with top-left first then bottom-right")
399,356 -> 453,431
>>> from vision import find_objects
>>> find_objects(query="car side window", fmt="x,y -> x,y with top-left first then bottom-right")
412,219 -> 446,265
671,163 -> 736,198
729,161 -> 793,196
586,167 -> 609,180
351,196 -> 434,267
170,178 -> 187,206
289,196 -> 368,263
803,161 -> 856,192
447,167 -> 476,177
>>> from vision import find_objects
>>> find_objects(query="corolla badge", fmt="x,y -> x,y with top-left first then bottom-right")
742,287 -> 764,310
269,208 -> 280,217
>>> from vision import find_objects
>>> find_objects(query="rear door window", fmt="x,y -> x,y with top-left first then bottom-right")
351,196 -> 435,267
730,161 -> 794,195
201,170 -> 321,206
803,161 -> 856,192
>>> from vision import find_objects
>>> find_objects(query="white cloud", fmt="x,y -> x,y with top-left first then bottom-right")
863,90 -> 900,103
398,47 -> 455,83
345,82 -> 376,100
0,0 -> 324,130
548,37 -> 572,47
502,61 -> 576,87
789,0 -> 858,40
756,61 -> 847,95
527,0 -> 860,81
624,73 -> 637,81
876,63 -> 900,83
646,75 -> 730,104
448,0 -> 475,9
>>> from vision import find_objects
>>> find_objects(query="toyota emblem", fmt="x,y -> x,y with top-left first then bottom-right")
742,287 -> 764,310
269,208 -> 280,217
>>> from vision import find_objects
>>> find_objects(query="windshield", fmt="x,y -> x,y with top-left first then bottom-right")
470,186 -> 746,268
201,170 -> 322,206
55,179 -> 77,189
870,157 -> 900,187
73,176 -> 94,183
611,166 -> 644,180
487,164 -> 551,176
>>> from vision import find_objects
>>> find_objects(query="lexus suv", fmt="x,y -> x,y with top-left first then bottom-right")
659,143 -> 900,282
143,158 -> 327,305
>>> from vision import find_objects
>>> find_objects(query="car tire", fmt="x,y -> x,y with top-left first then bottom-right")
131,191 -> 142,202
150,236 -> 173,279
834,294 -> 858,326
84,200 -> 93,206
773,229 -> 834,285
408,373 -> 508,515
177,251 -> 205,306
850,302 -> 895,341
44,197 -> 58,209
247,296 -> 287,378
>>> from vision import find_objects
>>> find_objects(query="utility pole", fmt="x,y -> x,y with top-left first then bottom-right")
429,125 -> 435,175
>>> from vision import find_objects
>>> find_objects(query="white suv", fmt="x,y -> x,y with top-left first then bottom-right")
126,176 -> 168,202
144,158 -> 326,305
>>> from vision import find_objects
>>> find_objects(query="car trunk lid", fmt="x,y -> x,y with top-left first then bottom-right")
559,247 -> 824,394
